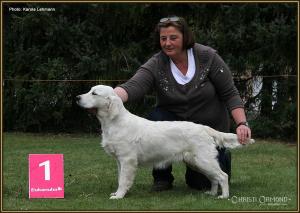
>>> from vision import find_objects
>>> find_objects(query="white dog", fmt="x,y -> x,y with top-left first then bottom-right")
76,85 -> 254,199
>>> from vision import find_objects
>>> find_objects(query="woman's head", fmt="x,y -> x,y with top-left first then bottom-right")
154,16 -> 195,52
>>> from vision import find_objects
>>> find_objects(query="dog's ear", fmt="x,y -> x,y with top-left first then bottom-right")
107,96 -> 120,120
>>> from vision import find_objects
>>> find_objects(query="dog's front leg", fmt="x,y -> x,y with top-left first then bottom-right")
110,159 -> 121,197
110,158 -> 137,199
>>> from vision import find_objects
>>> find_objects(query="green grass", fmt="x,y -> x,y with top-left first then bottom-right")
2,133 -> 298,211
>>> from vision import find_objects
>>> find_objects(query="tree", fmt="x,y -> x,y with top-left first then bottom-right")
3,3 -> 297,140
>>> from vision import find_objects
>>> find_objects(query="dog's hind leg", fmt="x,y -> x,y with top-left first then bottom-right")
110,158 -> 137,199
204,169 -> 228,199
184,151 -> 229,198
203,165 -> 229,199
217,171 -> 229,199
206,179 -> 218,196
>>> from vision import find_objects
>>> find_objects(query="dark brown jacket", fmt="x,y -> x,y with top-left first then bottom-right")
119,43 -> 244,132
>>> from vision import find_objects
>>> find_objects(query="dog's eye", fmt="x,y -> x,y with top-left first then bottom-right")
92,92 -> 97,96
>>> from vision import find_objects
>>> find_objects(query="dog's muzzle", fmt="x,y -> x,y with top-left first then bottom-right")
76,95 -> 97,114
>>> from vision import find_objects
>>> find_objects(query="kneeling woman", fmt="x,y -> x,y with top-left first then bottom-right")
114,16 -> 251,191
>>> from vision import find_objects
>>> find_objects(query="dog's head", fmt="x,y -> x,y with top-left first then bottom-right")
76,85 -> 122,120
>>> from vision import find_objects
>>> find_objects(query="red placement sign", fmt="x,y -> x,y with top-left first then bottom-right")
29,154 -> 64,198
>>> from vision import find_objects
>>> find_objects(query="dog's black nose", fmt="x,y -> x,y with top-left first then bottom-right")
75,95 -> 81,102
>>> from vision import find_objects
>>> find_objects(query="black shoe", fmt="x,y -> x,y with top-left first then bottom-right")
151,181 -> 173,191
185,166 -> 211,190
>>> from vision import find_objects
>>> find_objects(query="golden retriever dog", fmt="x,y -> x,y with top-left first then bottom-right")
76,85 -> 255,199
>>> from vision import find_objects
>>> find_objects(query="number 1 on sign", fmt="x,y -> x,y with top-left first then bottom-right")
39,160 -> 50,181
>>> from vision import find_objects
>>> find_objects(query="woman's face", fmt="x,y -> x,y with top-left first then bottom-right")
159,26 -> 184,58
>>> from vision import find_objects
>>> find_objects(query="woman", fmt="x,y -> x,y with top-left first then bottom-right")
114,16 -> 251,191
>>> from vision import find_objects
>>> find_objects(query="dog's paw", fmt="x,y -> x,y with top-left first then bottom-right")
205,191 -> 217,196
218,195 -> 229,199
109,191 -> 125,199
109,195 -> 123,199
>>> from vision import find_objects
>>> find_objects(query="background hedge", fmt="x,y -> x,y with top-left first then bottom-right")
2,2 -> 297,141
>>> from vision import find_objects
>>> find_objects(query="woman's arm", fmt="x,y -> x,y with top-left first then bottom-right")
208,53 -> 251,143
114,87 -> 128,102
231,107 -> 247,125
115,56 -> 157,102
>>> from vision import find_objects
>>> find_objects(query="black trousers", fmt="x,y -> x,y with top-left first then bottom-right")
148,107 -> 231,190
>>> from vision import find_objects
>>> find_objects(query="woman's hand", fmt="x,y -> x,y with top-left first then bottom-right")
236,125 -> 251,144
231,108 -> 251,144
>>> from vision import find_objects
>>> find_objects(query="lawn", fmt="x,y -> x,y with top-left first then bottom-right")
2,132 -> 298,211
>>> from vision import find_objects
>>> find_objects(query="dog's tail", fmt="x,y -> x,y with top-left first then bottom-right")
203,126 -> 255,149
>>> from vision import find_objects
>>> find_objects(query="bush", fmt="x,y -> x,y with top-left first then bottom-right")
3,3 -> 297,141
